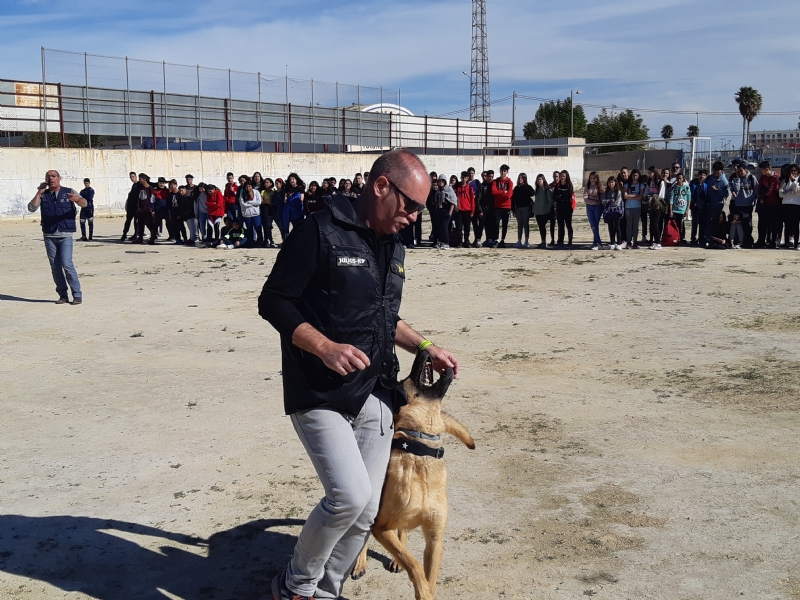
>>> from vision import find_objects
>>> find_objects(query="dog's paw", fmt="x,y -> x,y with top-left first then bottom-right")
388,558 -> 404,573
350,568 -> 366,580
351,552 -> 368,580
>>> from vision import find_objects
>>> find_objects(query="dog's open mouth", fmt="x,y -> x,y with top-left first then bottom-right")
409,351 -> 454,399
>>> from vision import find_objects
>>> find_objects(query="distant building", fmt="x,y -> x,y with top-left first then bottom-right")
750,127 -> 800,149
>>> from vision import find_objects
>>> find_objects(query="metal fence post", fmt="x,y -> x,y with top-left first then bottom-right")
456,118 -> 460,155
335,82 -> 339,151
163,61 -> 169,150
257,72 -> 263,153
57,83 -> 66,148
197,65 -> 202,153
398,88 -> 401,149
380,86 -> 383,151
126,56 -> 132,149
41,47 -> 48,148
150,90 -> 157,150
424,115 -> 428,154
84,52 -> 91,149
311,79 -> 315,153
288,103 -> 293,153
357,84 -> 361,154
284,70 -> 289,152
227,68 -> 232,152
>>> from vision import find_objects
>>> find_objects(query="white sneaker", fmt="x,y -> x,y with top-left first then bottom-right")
619,241 -> 628,249
650,243 -> 660,250
441,244 -> 450,250
733,244 -> 742,249
613,244 -> 621,251
591,245 -> 599,251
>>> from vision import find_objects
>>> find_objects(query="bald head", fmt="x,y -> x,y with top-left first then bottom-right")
358,150 -> 429,237
367,150 -> 428,196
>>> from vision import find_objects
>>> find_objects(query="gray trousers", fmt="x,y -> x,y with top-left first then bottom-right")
287,391 -> 394,599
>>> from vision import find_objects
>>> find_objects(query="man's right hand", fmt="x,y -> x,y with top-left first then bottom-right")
320,341 -> 370,376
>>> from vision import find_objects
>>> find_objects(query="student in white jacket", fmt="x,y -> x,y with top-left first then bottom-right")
239,181 -> 263,247
779,163 -> 800,250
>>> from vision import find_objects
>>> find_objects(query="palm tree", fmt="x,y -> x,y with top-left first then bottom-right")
687,125 -> 700,137
734,86 -> 763,157
661,124 -> 674,149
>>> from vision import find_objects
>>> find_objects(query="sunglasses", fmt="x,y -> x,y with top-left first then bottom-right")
388,180 -> 425,214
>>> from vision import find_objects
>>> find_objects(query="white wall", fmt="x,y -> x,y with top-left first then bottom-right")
0,148 -> 584,215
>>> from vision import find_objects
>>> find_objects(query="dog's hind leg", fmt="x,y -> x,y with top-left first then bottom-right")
422,510 -> 448,598
374,527 -> 432,600
351,541 -> 369,580
442,412 -> 476,449
388,530 -> 407,573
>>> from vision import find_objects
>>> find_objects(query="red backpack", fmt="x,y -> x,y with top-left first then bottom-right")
662,218 -> 680,246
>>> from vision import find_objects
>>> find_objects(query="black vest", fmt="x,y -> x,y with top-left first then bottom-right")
281,196 -> 406,417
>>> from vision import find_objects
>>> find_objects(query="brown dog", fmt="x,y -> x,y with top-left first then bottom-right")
351,350 -> 475,600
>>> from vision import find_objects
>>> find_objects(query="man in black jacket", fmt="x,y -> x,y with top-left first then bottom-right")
259,150 -> 459,600
121,171 -> 138,241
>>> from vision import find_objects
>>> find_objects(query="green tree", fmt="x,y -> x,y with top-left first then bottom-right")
661,124 -> 674,149
22,132 -> 107,148
523,98 -> 587,139
585,108 -> 649,153
687,125 -> 700,137
734,86 -> 763,156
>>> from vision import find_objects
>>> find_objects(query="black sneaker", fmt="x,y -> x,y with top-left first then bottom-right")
271,571 -> 315,600
55,297 -> 69,305
71,297 -> 82,305
497,240 -> 506,248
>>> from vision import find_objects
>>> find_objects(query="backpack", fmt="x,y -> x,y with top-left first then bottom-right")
662,218 -> 681,246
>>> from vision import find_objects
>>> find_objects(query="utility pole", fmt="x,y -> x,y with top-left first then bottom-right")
570,89 -> 581,138
470,0 -> 490,121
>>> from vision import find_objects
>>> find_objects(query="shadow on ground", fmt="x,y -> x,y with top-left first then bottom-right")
0,515 -> 306,599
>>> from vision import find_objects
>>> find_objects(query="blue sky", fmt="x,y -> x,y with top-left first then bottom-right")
3,0 -> 800,150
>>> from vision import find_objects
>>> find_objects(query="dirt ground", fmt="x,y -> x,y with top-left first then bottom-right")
1,212 -> 798,600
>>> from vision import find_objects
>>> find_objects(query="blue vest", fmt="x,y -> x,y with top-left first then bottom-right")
40,187 -> 77,235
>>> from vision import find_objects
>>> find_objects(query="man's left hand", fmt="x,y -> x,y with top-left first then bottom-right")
427,345 -> 459,377
67,192 -> 83,203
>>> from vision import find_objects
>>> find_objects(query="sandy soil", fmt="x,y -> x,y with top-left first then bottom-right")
1,212 -> 799,600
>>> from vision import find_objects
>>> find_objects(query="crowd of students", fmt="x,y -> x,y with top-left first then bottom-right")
113,158 -> 800,252
119,170 -> 366,249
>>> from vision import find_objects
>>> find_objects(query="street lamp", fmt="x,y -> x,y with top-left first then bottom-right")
570,89 -> 581,138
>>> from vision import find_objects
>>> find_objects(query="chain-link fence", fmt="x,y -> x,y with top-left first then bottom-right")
0,48 -> 511,153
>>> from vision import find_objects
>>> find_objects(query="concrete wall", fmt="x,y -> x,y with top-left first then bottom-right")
0,148 -> 584,215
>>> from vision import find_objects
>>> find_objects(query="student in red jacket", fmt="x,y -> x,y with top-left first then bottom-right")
491,164 -> 514,248
205,184 -> 226,247
224,172 -> 239,223
756,160 -> 781,248
453,171 -> 476,247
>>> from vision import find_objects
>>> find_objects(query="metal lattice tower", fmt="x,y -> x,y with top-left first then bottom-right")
470,0 -> 491,121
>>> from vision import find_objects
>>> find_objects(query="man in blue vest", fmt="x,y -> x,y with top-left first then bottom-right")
28,170 -> 87,304
259,150 -> 459,600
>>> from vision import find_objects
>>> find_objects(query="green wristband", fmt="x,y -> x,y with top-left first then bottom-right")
417,339 -> 433,353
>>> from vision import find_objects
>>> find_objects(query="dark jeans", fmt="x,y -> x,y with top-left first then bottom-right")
757,204 -> 782,246
453,212 -> 470,247
641,209 -> 648,241
607,218 -> 622,245
535,214 -> 551,244
556,202 -> 573,245
154,208 -> 168,236
122,211 -> 137,238
672,213 -> 685,241
44,235 -> 81,299
494,208 -> 510,242
437,209 -> 453,245
471,211 -> 484,243
649,210 -> 664,243
483,207 -> 497,242
136,210 -> 155,242
167,214 -> 187,242
783,204 -> 800,248
243,215 -> 263,246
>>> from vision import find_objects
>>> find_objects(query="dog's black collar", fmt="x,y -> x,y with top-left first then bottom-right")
392,437 -> 445,459
397,428 -> 442,441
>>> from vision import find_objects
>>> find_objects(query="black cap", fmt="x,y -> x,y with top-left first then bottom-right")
157,176 -> 167,183
758,160 -> 770,169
